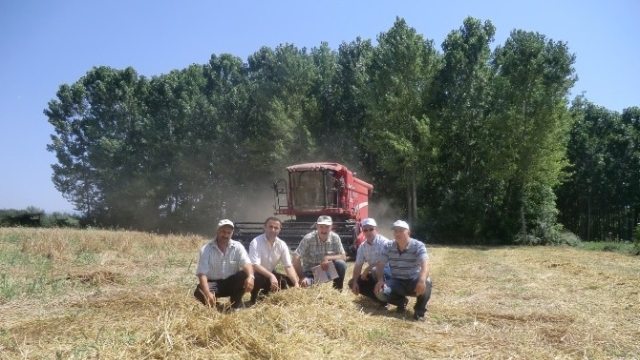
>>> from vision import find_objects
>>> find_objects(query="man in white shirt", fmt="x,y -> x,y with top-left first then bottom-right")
349,218 -> 391,304
194,219 -> 255,310
248,217 -> 299,304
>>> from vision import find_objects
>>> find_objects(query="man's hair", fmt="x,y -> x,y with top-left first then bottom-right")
264,216 -> 282,225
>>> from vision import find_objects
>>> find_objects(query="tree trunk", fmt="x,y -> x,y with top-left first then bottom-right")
411,168 -> 418,227
520,178 -> 527,236
406,167 -> 413,224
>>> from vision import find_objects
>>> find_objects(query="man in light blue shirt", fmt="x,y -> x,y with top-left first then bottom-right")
374,220 -> 432,321
349,218 -> 390,304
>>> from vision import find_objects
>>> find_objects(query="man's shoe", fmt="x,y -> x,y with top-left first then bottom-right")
413,313 -> 426,322
396,298 -> 409,313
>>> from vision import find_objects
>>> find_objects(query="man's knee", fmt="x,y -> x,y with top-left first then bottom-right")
332,259 -> 347,274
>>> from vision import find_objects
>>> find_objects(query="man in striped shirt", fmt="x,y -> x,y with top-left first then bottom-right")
194,219 -> 255,310
348,218 -> 391,304
374,220 -> 432,321
293,215 -> 347,290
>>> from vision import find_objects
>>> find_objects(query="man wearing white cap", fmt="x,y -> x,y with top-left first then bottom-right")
374,220 -> 432,321
194,219 -> 255,310
348,218 -> 391,304
293,215 -> 347,290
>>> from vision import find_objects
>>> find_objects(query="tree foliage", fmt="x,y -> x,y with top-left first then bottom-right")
44,17 -> 638,243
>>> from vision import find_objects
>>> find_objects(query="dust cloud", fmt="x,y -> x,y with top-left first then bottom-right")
229,183 -> 288,223
368,198 -> 404,239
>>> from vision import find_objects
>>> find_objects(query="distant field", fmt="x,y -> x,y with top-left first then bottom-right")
1,228 -> 638,359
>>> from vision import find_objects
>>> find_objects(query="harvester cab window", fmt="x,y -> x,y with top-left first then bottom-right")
291,171 -> 325,210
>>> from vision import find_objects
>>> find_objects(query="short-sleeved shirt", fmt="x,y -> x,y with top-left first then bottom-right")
379,238 -> 429,280
294,231 -> 345,273
248,234 -> 293,272
355,234 -> 390,266
196,239 -> 251,280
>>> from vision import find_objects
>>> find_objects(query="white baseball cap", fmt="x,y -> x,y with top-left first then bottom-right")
391,220 -> 410,231
217,219 -> 235,229
316,215 -> 333,226
361,218 -> 377,227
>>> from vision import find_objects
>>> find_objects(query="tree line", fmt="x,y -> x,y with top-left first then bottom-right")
45,17 -> 639,244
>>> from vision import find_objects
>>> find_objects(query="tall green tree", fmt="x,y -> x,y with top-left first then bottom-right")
46,66 -> 149,226
490,30 -> 577,243
428,17 -> 497,241
364,17 -> 438,225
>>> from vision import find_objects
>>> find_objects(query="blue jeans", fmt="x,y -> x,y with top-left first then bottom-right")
303,259 -> 347,290
375,275 -> 432,316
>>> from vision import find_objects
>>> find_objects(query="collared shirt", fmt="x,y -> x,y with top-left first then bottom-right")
355,233 -> 390,266
379,238 -> 429,280
294,231 -> 345,272
196,239 -> 251,280
248,234 -> 293,272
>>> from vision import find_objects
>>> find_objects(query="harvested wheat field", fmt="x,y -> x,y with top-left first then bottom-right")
0,228 -> 639,359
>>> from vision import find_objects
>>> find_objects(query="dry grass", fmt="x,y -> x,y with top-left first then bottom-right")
1,228 -> 639,359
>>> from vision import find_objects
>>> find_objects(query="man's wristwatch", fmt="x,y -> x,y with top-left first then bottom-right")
248,274 -> 255,279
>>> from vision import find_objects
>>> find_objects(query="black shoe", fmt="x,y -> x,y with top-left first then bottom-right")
396,298 -> 409,313
413,313 -> 426,322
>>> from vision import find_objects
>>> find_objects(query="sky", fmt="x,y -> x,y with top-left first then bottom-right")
1,0 -> 638,213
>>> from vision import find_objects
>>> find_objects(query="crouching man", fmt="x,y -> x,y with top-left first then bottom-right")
194,219 -> 255,310
348,218 -> 391,305
293,215 -> 347,291
374,220 -> 432,321
248,217 -> 299,304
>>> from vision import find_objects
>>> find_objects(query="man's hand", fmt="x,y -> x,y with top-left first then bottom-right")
359,272 -> 369,281
374,280 -> 385,294
206,291 -> 216,308
270,274 -> 280,292
244,276 -> 255,293
299,277 -> 311,288
414,279 -> 426,296
351,279 -> 360,295
321,257 -> 330,271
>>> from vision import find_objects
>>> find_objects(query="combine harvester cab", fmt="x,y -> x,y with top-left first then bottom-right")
234,162 -> 373,257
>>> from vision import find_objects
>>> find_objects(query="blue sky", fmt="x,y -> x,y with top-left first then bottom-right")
1,0 -> 638,213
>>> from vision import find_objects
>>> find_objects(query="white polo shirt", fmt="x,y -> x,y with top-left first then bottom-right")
196,239 -> 251,280
248,234 -> 293,272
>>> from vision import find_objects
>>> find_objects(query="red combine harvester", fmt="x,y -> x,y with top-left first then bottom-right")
233,162 -> 373,256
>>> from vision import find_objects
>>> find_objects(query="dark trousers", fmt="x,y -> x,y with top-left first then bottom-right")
303,259 -> 347,290
348,265 -> 391,303
194,271 -> 247,309
251,271 -> 295,302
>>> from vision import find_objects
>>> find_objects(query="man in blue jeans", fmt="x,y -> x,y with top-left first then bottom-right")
374,220 -> 432,321
293,215 -> 347,290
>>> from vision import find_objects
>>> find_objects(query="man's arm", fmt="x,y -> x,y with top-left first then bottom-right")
197,274 -> 215,306
242,262 -> 255,293
283,265 -> 300,287
373,260 -> 386,294
414,258 -> 430,295
292,254 -> 304,279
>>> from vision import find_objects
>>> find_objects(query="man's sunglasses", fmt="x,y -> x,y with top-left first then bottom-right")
362,228 -> 375,232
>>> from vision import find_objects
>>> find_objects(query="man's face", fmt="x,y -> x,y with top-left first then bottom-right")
264,220 -> 281,239
316,224 -> 331,239
217,226 -> 233,241
362,226 -> 377,241
393,227 -> 409,242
